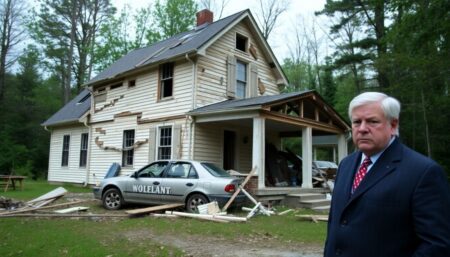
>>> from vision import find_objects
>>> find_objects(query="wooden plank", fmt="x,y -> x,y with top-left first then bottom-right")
54,207 -> 89,214
278,209 -> 293,216
125,203 -> 184,215
27,187 -> 67,204
0,199 -> 94,216
0,213 -> 128,218
222,166 -> 257,212
166,211 -> 229,223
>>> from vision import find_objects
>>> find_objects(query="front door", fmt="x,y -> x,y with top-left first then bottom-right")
223,130 -> 236,170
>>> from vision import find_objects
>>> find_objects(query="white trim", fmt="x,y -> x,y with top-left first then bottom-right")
156,123 -> 175,160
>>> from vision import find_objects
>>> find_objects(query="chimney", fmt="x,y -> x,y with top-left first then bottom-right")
196,9 -> 213,27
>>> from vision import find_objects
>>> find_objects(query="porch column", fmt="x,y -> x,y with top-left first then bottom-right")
252,117 -> 265,189
337,134 -> 348,163
302,127 -> 313,188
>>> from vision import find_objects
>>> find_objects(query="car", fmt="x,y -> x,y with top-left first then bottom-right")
93,160 -> 246,213
313,160 -> 338,179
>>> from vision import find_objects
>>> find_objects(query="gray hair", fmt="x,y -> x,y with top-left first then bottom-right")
349,92 -> 401,135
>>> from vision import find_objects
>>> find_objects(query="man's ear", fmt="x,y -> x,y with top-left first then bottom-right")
390,119 -> 399,134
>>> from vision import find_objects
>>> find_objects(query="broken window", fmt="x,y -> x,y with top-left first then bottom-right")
236,33 -> 247,52
236,60 -> 247,98
158,126 -> 172,160
61,135 -> 70,167
159,63 -> 174,99
122,130 -> 135,167
79,133 -> 88,167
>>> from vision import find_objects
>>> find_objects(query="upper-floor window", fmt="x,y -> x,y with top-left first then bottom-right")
122,130 -> 135,167
61,135 -> 70,167
158,126 -> 172,160
236,60 -> 247,98
79,133 -> 88,167
159,63 -> 174,99
236,34 -> 248,52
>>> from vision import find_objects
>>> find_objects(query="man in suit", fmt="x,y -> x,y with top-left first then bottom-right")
324,92 -> 450,257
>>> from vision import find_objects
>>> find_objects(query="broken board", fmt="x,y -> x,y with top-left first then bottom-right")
125,203 -> 184,215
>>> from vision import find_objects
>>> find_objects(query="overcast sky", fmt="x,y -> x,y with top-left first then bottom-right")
111,0 -> 328,63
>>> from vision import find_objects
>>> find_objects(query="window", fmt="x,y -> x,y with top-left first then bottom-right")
236,34 -> 247,52
159,63 -> 174,99
236,61 -> 247,98
158,126 -> 172,160
79,133 -> 88,167
61,135 -> 70,167
122,130 -> 135,166
128,79 -> 136,88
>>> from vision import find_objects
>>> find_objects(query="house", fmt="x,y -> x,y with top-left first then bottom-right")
42,9 -> 350,195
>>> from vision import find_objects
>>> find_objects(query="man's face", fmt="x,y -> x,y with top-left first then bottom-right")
351,102 -> 398,156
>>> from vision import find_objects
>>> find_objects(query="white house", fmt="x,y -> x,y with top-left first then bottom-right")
42,9 -> 350,195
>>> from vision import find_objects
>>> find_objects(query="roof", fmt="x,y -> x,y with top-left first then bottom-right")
87,10 -> 247,86
41,89 -> 91,127
188,91 -> 314,114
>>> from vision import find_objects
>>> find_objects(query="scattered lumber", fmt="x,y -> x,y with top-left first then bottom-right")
296,214 -> 328,223
150,213 -> 179,218
125,203 -> 184,216
222,166 -> 257,212
0,213 -> 128,218
26,187 -> 67,208
278,209 -> 293,216
0,199 -> 93,216
197,201 -> 220,215
54,206 -> 89,214
242,207 -> 275,215
167,211 -> 247,223
239,186 -> 271,217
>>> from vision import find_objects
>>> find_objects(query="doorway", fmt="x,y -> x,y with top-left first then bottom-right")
223,130 -> 236,170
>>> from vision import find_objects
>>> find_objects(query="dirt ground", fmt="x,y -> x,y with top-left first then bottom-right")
69,193 -> 324,257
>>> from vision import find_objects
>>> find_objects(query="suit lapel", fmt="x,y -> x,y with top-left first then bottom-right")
347,138 -> 402,203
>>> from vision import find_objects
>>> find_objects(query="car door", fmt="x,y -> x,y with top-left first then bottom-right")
124,161 -> 169,204
159,162 -> 199,204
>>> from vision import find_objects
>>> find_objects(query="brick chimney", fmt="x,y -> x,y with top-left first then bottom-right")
196,9 -> 213,27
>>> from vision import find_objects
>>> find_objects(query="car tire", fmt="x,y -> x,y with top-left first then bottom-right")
102,188 -> 124,210
186,193 -> 209,213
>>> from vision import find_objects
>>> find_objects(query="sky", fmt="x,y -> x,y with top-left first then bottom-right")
111,0 -> 328,63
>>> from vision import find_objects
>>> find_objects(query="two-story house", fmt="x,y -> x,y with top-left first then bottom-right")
42,9 -> 350,195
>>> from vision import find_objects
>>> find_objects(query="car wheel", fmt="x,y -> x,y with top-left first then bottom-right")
186,193 -> 209,213
102,188 -> 124,210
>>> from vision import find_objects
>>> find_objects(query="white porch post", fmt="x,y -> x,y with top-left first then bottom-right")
302,127 -> 313,188
252,117 -> 265,189
337,134 -> 348,163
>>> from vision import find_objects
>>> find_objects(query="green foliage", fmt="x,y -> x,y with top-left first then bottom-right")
152,0 -> 198,40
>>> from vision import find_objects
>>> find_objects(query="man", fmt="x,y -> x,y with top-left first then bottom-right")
324,92 -> 450,257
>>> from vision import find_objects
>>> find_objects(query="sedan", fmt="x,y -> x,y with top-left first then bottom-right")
93,160 -> 245,212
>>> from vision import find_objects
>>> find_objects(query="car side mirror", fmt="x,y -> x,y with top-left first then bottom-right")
132,171 -> 138,179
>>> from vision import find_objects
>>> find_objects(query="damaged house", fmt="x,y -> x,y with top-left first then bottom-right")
42,9 -> 350,196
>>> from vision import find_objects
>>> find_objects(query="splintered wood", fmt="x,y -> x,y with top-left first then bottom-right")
296,214 -> 329,223
125,203 -> 184,216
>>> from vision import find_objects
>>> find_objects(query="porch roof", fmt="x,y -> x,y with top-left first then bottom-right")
188,91 -> 313,114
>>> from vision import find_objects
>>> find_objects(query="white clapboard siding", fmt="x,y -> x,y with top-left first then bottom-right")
48,125 -> 89,184
91,60 -> 194,124
195,21 -> 281,108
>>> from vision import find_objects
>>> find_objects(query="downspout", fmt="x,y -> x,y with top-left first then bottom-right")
185,53 -> 197,159
84,87 -> 94,186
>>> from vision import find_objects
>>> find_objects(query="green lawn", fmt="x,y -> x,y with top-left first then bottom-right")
0,179 -> 327,257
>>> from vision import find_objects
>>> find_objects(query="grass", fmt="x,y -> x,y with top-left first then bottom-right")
0,179 -> 327,257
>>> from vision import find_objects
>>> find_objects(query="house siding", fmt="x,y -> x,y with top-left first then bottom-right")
196,21 -> 281,108
48,125 -> 89,184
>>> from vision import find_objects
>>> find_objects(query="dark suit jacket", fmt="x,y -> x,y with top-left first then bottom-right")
324,138 -> 450,257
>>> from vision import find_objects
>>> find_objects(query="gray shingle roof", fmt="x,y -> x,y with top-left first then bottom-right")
41,89 -> 91,127
188,90 -> 314,115
87,10 -> 247,85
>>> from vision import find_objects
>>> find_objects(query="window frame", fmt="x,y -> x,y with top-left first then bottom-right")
236,60 -> 247,99
235,33 -> 248,52
157,126 -> 173,160
61,135 -> 70,167
79,133 -> 88,167
159,62 -> 174,100
122,129 -> 135,167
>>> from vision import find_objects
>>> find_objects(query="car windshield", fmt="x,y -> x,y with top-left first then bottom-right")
201,163 -> 231,177
314,161 -> 337,169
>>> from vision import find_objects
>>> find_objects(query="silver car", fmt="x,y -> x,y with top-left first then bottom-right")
93,160 -> 245,212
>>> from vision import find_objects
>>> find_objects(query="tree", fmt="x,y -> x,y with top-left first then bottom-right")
254,0 -> 289,40
0,0 -> 26,101
316,0 -> 390,89
30,0 -> 115,103
150,0 -> 198,41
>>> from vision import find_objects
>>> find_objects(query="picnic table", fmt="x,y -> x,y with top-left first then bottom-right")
0,175 -> 27,191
